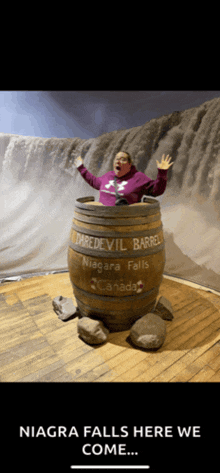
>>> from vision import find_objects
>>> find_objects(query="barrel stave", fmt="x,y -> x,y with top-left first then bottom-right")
73,284 -> 159,331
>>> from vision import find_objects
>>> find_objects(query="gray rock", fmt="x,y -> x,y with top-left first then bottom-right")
130,313 -> 166,350
52,296 -> 78,320
153,296 -> 174,321
77,316 -> 109,345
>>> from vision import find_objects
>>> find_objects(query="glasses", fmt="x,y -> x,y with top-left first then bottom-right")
115,157 -> 128,163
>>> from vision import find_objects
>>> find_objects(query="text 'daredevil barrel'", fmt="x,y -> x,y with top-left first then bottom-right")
68,196 -> 166,331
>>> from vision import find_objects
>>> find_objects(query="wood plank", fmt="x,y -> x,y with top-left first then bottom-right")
0,273 -> 75,303
115,307 -> 219,382
93,349 -> 148,383
89,331 -> 150,382
103,351 -> 149,383
4,293 -> 21,305
45,324 -> 79,347
48,329 -> 80,354
188,365 -> 216,382
58,342 -> 95,366
95,339 -> 130,361
165,301 -> 212,338
132,315 -> 220,382
0,331 -> 43,355
163,305 -> 217,348
0,306 -> 38,333
149,330 -> 220,382
207,369 -> 220,382
22,294 -> 54,314
208,351 -> 220,372
74,333 -> 138,382
0,311 -> 36,332
64,349 -> 111,381
0,327 -> 42,354
90,369 -> 119,383
74,363 -> 112,382
17,360 -> 70,382
0,346 -> 60,382
1,273 -> 220,382
0,337 -> 50,366
168,339 -> 220,382
0,296 -> 25,312
22,295 -> 70,335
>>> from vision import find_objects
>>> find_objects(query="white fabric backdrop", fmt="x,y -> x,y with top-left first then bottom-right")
1,102 -> 220,292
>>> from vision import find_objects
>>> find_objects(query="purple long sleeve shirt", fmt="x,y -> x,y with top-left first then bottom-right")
77,164 -> 168,206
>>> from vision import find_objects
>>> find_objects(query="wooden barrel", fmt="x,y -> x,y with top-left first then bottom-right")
68,196 -> 165,331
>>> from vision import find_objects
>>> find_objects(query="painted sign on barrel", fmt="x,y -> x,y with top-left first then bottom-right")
68,197 -> 165,331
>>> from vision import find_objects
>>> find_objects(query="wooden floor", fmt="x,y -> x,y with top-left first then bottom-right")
1,272 -> 220,382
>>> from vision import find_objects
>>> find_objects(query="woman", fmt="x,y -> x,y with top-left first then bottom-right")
74,151 -> 173,206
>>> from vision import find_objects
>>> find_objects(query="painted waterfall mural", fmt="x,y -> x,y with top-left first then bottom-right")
1,96 -> 220,291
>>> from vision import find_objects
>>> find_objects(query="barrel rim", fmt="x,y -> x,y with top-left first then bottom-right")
71,222 -> 163,238
73,212 -> 161,226
75,196 -> 160,216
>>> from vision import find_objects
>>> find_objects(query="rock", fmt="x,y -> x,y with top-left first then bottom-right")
77,317 -> 109,345
130,313 -> 166,350
52,296 -> 78,321
153,296 -> 174,321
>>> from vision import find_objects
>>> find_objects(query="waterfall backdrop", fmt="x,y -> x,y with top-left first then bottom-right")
1,92 -> 220,292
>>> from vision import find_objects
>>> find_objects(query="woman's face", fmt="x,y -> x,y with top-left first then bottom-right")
113,152 -> 131,177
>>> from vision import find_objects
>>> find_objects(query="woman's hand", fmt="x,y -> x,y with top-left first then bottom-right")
156,154 -> 173,170
74,156 -> 84,168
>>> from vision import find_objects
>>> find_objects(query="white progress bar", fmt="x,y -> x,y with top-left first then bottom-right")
70,467 -> 150,469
